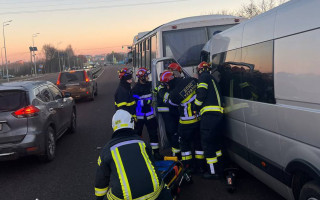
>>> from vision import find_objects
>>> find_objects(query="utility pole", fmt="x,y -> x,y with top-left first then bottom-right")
3,20 -> 12,82
1,47 -> 4,78
32,33 -> 40,76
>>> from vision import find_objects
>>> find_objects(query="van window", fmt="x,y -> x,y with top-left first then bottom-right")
241,41 -> 275,103
215,40 -> 275,104
60,71 -> 85,83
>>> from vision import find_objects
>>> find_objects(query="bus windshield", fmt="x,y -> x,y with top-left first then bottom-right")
163,24 -> 235,67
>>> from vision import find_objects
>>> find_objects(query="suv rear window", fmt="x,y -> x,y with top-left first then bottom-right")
60,71 -> 84,83
0,90 -> 27,112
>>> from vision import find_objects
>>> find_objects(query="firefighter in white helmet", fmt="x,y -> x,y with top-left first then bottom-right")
94,109 -> 172,200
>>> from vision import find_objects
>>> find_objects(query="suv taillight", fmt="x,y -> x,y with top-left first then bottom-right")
12,105 -> 40,118
57,72 -> 62,85
84,71 -> 89,83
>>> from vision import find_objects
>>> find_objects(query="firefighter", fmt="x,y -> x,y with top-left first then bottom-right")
114,67 -> 136,117
132,67 -> 162,160
167,62 -> 182,78
194,61 -> 224,179
155,63 -> 183,157
159,70 -> 204,172
94,109 -> 172,200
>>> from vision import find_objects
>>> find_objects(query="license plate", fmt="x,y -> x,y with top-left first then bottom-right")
66,83 -> 80,86
0,123 -> 2,131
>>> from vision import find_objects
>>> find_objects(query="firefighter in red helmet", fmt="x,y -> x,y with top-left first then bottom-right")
195,61 -> 224,179
159,70 -> 204,173
132,67 -> 162,160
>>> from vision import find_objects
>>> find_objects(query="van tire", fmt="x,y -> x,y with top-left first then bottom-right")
299,181 -> 320,200
39,127 -> 56,162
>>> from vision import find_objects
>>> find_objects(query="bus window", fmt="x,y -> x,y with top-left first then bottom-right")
151,35 -> 157,62
163,27 -> 207,67
142,41 -> 146,68
146,39 -> 151,69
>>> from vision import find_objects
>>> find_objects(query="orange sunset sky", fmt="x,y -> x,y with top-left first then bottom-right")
0,0 -> 248,62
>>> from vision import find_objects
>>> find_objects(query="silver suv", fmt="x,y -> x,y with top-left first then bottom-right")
0,81 -> 76,162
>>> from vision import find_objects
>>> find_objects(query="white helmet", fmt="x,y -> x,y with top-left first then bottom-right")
112,109 -> 134,132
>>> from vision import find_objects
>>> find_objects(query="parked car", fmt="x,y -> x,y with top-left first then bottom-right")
56,69 -> 98,101
0,81 -> 76,161
205,0 -> 320,199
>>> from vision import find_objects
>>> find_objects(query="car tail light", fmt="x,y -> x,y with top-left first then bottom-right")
12,105 -> 40,118
57,72 -> 62,85
84,71 -> 90,82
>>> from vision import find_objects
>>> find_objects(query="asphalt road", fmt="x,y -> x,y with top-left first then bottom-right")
0,66 -> 285,200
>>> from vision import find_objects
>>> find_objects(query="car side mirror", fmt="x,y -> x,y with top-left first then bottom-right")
64,92 -> 72,98
93,75 -> 97,79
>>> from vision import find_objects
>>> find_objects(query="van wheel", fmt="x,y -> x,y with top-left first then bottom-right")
69,110 -> 76,133
40,127 -> 56,162
299,181 -> 320,200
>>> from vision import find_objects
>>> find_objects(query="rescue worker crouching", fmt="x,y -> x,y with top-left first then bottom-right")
132,67 -> 162,160
155,63 -> 182,158
159,70 -> 204,173
194,61 -> 224,179
114,67 -> 136,117
94,109 -> 172,200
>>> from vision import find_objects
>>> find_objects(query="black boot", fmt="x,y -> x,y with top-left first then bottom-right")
202,172 -> 221,180
153,149 -> 163,161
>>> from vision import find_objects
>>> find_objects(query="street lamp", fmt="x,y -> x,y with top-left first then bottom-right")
3,20 -> 12,82
1,47 -> 4,78
32,33 -> 40,76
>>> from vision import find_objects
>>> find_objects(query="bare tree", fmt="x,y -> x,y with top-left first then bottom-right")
208,0 -> 288,18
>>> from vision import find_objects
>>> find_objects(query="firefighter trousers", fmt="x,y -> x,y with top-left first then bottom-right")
135,116 -> 159,150
200,112 -> 223,175
161,112 -> 180,152
178,121 -> 204,168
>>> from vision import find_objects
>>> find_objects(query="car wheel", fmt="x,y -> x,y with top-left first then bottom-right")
299,181 -> 320,200
40,126 -> 56,162
69,109 -> 76,133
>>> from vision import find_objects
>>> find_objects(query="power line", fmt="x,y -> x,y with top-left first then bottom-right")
0,0 -> 189,15
0,0 -> 125,10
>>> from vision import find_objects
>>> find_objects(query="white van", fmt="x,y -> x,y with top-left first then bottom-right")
207,0 -> 320,199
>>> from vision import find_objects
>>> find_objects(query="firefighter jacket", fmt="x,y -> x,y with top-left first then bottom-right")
162,77 -> 200,125
95,128 -> 163,200
195,72 -> 223,115
114,81 -> 136,115
154,84 -> 169,113
132,81 -> 155,120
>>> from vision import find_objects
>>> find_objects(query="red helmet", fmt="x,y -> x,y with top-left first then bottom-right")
168,63 -> 182,73
159,70 -> 174,83
118,67 -> 133,79
136,67 -> 150,79
197,61 -> 212,73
